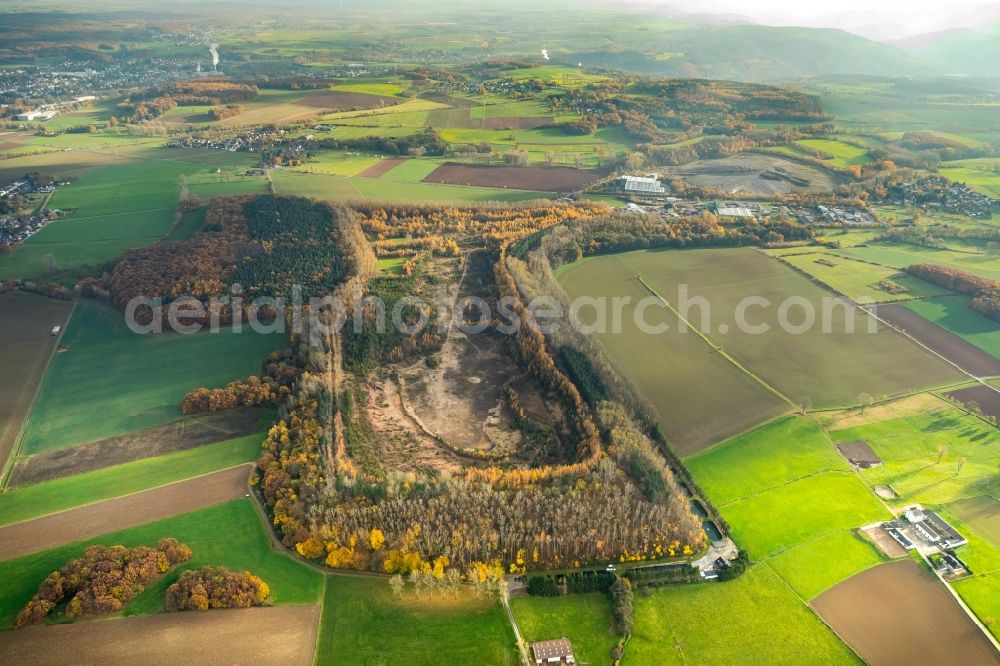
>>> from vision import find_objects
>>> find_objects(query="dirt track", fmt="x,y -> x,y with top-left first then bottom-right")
0,604 -> 320,665
423,162 -> 603,192
0,465 -> 250,561
813,559 -> 999,666
877,304 -> 1000,377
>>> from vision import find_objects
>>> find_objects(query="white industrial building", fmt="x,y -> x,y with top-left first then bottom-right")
620,174 -> 666,195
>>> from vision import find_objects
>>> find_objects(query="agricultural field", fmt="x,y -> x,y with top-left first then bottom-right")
0,605 -> 321,666
562,248 -> 962,410
20,302 -> 283,453
628,564 -> 860,665
874,303 -> 1000,377
831,242 -> 1000,282
0,155 -> 252,279
778,251 -> 947,303
557,253 -> 790,456
795,138 -> 871,166
422,162 -> 602,192
813,560 -> 1000,666
827,396 -> 1000,506
0,291 -> 73,476
0,499 -> 324,629
315,575 -> 517,665
940,166 -> 1000,199
510,594 -> 618,666
0,433 -> 262,526
903,296 -> 1000,361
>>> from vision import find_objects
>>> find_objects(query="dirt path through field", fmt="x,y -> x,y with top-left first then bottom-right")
0,464 -> 250,561
0,604 -> 320,665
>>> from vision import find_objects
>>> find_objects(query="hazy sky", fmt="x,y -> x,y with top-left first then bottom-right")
641,0 -> 1000,40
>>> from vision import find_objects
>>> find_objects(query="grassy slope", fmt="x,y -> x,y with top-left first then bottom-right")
21,302 -> 282,453
0,434 -> 262,526
0,499 -> 323,629
315,575 -> 518,665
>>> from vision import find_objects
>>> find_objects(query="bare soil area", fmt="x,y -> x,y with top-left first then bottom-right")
813,559 -> 999,666
423,162 -> 603,192
861,526 -> 908,558
0,465 -> 250,560
668,154 -> 839,194
357,158 -> 405,178
0,604 -> 320,665
297,91 -> 400,110
877,304 -> 1000,377
0,291 -> 73,479
365,376 -> 463,473
8,409 -> 263,487
945,384 -> 1000,421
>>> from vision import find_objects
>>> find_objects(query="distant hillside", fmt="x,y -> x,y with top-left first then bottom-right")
566,24 -> 933,82
903,23 -> 1000,77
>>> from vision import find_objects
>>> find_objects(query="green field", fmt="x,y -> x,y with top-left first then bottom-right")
315,575 -> 518,665
0,153 -> 258,279
21,302 -> 283,453
511,593 -> 618,666
719,472 -> 888,557
560,249 -> 961,415
0,499 -> 323,629
557,253 -> 790,456
796,139 -> 871,167
903,296 -> 1000,361
832,243 -> 1000,281
686,417 -> 848,505
779,252 -> 947,303
0,434 -> 262,526
829,399 -> 1000,506
940,167 -> 1000,199
766,531 -> 885,601
628,564 -> 859,664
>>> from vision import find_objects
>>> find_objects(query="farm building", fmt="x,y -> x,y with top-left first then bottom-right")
620,174 -> 666,195
531,637 -> 576,665
903,506 -> 967,549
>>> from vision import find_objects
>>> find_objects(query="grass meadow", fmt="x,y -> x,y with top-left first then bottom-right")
829,399 -> 1000,506
21,302 -> 283,453
315,575 -> 517,665
627,564 -> 860,664
510,593 -> 618,666
0,499 -> 324,629
779,251 -> 947,303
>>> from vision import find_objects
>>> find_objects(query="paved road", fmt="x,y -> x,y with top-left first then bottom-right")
0,464 -> 250,560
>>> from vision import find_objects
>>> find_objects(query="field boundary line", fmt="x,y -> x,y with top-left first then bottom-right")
861,304 -> 1000,399
633,274 -> 796,408
0,461 -> 254,528
0,297 -> 75,490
